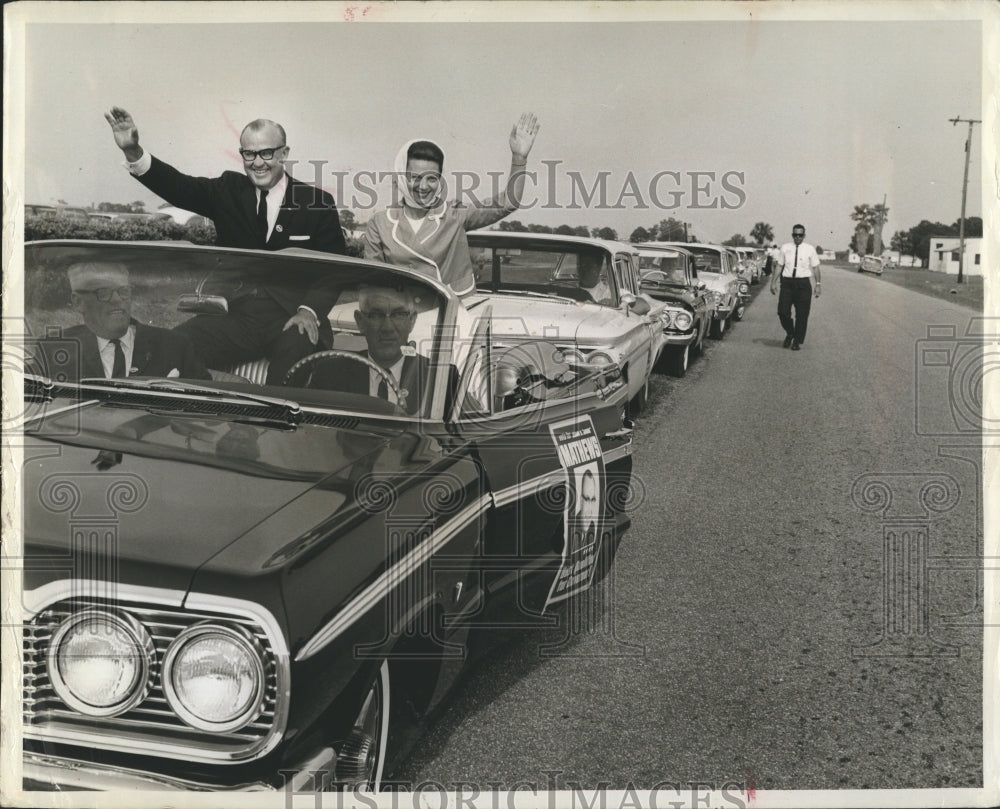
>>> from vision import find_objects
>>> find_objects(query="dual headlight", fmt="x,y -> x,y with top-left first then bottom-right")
48,610 -> 265,733
561,347 -> 617,368
660,309 -> 693,331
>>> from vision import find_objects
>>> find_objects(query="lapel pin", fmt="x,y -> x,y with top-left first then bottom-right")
276,224 -> 284,233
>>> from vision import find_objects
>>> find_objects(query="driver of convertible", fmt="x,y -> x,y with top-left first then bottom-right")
300,284 -> 429,415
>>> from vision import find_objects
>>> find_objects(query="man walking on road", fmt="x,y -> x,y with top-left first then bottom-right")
770,224 -> 821,350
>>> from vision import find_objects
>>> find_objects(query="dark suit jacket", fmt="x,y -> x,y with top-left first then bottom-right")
30,322 -> 210,382
307,351 -> 430,415
136,156 -> 348,317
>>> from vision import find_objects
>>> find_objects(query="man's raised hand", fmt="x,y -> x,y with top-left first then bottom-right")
104,107 -> 142,160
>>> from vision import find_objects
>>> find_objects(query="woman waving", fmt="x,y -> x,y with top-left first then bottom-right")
364,113 -> 540,297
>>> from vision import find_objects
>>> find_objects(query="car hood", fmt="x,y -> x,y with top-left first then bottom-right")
474,293 -> 633,344
641,285 -> 699,308
21,399 -> 423,593
698,273 -> 734,294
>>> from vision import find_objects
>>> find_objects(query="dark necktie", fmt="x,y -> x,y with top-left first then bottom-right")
377,376 -> 389,401
792,245 -> 799,278
110,338 -> 126,378
257,189 -> 269,245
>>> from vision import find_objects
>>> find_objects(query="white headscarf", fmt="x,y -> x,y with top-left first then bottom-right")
393,138 -> 446,213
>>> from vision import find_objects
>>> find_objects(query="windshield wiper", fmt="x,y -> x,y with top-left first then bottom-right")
80,377 -> 298,408
73,377 -> 302,424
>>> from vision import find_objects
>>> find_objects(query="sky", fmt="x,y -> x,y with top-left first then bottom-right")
10,2 -> 988,251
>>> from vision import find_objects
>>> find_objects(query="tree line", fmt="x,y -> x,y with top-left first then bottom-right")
850,200 -> 982,267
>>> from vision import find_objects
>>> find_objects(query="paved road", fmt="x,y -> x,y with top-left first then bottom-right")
396,269 -> 985,793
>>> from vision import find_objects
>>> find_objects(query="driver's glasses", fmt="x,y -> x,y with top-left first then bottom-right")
239,147 -> 284,162
360,309 -> 412,324
75,286 -> 132,302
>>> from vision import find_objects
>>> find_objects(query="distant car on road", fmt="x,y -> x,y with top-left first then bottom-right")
859,255 -> 885,275
637,241 -> 742,338
733,246 -> 762,284
634,244 -> 711,377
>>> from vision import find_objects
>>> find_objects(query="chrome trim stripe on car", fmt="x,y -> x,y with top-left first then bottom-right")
24,580 -> 186,618
491,469 -> 565,510
603,443 -> 633,464
20,400 -> 100,426
490,442 -> 631,509
295,495 -> 492,662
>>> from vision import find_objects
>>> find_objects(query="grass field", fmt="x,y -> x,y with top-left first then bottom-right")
827,262 -> 984,311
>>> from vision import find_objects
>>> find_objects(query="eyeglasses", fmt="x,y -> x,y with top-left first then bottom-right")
360,309 -> 413,324
74,286 -> 132,302
792,232 -> 805,238
239,147 -> 285,162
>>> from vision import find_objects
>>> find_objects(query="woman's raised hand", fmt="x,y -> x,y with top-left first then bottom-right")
509,112 -> 540,160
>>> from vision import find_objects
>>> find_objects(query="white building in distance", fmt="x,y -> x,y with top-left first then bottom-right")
928,237 -> 984,276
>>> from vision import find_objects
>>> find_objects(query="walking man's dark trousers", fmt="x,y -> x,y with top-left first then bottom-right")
778,277 -> 813,344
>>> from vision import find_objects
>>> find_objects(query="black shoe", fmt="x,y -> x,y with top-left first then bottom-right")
783,335 -> 793,348
791,341 -> 800,351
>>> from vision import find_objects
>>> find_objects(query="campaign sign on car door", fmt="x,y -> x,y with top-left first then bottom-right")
545,415 -> 606,609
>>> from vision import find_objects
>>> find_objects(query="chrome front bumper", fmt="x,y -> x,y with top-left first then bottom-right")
661,331 -> 697,346
22,747 -> 337,792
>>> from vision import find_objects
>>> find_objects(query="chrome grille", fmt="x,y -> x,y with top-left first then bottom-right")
24,598 -> 282,761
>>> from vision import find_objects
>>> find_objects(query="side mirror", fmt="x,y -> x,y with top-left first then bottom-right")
623,294 -> 650,316
177,293 -> 229,314
177,274 -> 230,314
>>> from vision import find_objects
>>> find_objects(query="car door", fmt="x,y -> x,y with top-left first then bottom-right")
448,322 -> 631,617
617,251 -> 664,374
687,257 -> 710,336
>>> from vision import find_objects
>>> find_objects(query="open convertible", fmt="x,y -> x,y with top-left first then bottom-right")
17,240 -> 635,792
468,231 -> 668,415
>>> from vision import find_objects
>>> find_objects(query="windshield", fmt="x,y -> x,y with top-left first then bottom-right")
637,252 -> 688,285
22,242 -> 449,419
469,242 -> 619,307
683,246 -> 724,274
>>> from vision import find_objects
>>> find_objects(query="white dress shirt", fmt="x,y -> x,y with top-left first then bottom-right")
778,241 -> 820,279
369,356 -> 406,403
97,326 -> 135,378
256,174 -> 287,241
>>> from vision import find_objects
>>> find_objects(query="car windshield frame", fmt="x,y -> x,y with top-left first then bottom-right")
468,235 -> 621,308
22,240 -> 470,423
636,250 -> 692,286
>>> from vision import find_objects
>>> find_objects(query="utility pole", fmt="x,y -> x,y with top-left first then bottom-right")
949,116 -> 980,284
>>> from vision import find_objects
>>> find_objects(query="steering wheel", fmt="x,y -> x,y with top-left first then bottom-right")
282,350 -> 407,410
